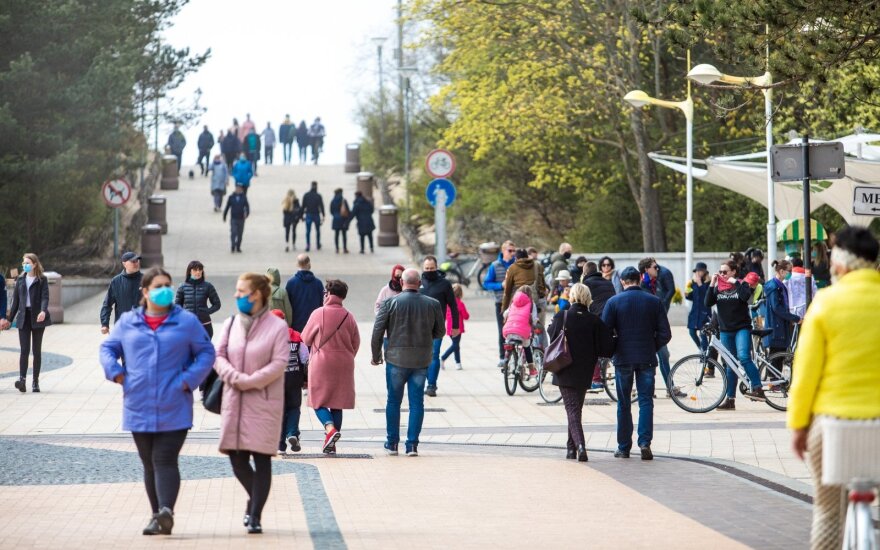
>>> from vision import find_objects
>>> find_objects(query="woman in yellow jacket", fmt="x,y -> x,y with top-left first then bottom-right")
788,225 -> 880,550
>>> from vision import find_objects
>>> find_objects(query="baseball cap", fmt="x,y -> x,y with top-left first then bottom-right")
619,266 -> 640,282
743,272 -> 760,286
693,261 -> 708,273
121,252 -> 141,262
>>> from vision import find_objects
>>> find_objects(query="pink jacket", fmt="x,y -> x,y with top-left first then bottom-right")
446,297 -> 470,334
301,295 -> 361,410
503,291 -> 535,340
214,310 -> 289,456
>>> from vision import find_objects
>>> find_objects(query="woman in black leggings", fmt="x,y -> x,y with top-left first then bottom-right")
4,253 -> 52,393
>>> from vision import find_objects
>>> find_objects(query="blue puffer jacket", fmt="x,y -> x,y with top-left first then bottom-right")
100,305 -> 216,432
762,277 -> 801,349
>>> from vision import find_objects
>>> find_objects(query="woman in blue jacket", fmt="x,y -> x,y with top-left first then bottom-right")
100,267 -> 216,536
685,262 -> 712,353
762,260 -> 801,361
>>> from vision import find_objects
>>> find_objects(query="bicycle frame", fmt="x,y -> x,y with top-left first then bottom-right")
705,334 -> 787,388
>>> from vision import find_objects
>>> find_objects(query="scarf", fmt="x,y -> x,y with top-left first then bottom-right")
717,277 -> 737,292
237,306 -> 268,336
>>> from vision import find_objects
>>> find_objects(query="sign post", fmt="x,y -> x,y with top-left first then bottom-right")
425,150 -> 457,264
101,178 -> 133,259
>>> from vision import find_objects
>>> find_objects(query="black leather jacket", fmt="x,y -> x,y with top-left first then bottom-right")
371,290 -> 445,368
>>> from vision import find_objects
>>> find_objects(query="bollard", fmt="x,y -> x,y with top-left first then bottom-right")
147,195 -> 168,234
356,172 -> 376,203
160,155 -> 179,190
377,205 -> 399,247
140,224 -> 164,268
44,271 -> 63,324
344,143 -> 361,173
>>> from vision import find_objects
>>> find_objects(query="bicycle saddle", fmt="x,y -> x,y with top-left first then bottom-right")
505,335 -> 526,345
750,328 -> 773,337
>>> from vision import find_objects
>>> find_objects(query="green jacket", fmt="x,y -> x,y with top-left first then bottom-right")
267,268 -> 293,327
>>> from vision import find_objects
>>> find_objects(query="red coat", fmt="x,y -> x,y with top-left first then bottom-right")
301,295 -> 361,409
214,311 -> 289,456
446,297 -> 470,334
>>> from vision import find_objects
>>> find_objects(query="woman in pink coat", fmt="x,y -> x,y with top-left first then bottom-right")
301,279 -> 360,455
502,285 -> 539,376
214,273 -> 289,535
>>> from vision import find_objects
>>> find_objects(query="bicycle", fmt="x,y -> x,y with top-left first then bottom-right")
821,417 -> 880,549
439,253 -> 476,287
502,330 -> 542,396
667,324 -> 793,413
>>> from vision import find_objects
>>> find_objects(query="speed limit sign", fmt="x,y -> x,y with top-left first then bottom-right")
425,149 -> 456,179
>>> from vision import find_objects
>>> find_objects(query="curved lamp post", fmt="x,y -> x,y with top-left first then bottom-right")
688,62 -> 776,271
623,90 -> 695,290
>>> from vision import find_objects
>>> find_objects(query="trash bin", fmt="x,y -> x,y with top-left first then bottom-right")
161,155 -> 179,190
148,195 -> 168,234
44,271 -> 63,324
377,205 -> 399,247
356,172 -> 376,203
478,242 -> 500,264
141,224 -> 164,268
344,144 -> 361,173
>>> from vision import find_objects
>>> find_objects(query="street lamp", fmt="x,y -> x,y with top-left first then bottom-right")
371,37 -> 387,150
398,66 -> 417,211
623,87 -> 695,290
687,61 -> 776,273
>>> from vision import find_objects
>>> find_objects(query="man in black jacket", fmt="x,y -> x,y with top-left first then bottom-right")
371,268 -> 445,456
302,181 -> 325,252
419,256 -> 459,397
100,251 -> 143,334
197,125 -> 214,176
223,184 -> 250,253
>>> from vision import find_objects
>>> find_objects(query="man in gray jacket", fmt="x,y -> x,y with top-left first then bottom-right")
371,268 -> 445,457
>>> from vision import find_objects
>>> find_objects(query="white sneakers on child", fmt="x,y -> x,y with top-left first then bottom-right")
456,363 -> 463,370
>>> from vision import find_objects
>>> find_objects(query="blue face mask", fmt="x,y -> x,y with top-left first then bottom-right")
237,294 -> 254,314
22,264 -> 32,273
148,287 -> 174,307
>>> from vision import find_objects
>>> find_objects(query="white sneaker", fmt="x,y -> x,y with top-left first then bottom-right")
497,359 -> 506,369
456,363 -> 463,370
440,361 -> 446,370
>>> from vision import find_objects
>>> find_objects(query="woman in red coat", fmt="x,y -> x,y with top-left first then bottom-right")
302,279 -> 360,455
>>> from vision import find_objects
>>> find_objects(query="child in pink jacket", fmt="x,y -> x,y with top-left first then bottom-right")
502,285 -> 539,376
441,283 -> 470,370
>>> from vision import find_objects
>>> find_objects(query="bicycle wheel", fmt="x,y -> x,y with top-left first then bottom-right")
762,351 -> 793,411
602,360 -> 638,402
668,355 -> 728,413
503,353 -> 518,396
476,263 -> 489,289
519,349 -> 541,393
538,368 -> 562,403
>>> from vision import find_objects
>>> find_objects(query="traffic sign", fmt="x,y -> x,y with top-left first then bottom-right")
426,178 -> 456,207
102,178 -> 132,208
853,186 -> 880,216
425,149 -> 456,179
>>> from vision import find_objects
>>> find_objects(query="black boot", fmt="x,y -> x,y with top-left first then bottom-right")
32,379 -> 40,393
577,445 -> 588,462
14,377 -> 25,393
565,448 -> 576,460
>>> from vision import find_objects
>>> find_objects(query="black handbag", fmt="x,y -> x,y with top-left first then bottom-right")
203,316 -> 234,414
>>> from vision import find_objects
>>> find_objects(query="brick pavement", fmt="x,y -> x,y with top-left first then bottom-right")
0,162 -> 820,548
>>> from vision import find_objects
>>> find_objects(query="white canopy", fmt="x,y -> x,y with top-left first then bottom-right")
649,133 -> 880,226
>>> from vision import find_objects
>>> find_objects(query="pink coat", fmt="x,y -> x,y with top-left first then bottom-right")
301,295 -> 360,409
503,291 -> 534,340
214,311 -> 289,456
446,297 -> 470,334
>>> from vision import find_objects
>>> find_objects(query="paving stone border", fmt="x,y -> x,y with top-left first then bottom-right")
0,347 -> 73,379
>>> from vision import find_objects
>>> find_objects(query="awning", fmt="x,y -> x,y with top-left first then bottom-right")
776,218 -> 827,242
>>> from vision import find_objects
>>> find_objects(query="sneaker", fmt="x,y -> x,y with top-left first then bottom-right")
384,442 -> 398,456
425,386 -> 437,397
287,435 -> 301,453
745,388 -> 766,402
440,361 -> 446,370
322,428 -> 340,453
497,359 -> 506,370
155,507 -> 174,535
405,443 -> 418,457
613,450 -> 630,459
666,386 -> 687,398
703,369 -> 715,379
527,364 -> 538,377
325,444 -> 336,455
589,382 -> 604,392
639,446 -> 653,461
456,363 -> 463,371
716,398 -> 736,410
143,515 -> 162,536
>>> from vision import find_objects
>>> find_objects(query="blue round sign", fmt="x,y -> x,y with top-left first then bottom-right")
426,178 -> 456,207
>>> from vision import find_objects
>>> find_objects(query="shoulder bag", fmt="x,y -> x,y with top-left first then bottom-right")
543,310 -> 572,374
203,315 -> 235,414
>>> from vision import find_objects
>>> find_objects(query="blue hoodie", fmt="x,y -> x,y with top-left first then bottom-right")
285,270 -> 324,332
100,305 -> 216,432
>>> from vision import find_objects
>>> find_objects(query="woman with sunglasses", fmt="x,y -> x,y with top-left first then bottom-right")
706,260 -> 766,410
598,256 -> 622,294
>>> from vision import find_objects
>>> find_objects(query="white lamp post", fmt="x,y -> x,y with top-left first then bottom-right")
398,66 -> 418,211
371,37 -> 387,149
688,62 -> 776,274
624,88 -> 694,290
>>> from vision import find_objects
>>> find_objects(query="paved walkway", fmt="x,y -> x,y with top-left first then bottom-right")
0,162 -> 817,548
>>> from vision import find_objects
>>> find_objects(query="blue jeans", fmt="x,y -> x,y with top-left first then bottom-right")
385,364 -> 428,447
719,329 -> 761,397
615,364 -> 655,452
314,407 -> 342,430
305,214 -> 321,248
441,335 -> 462,363
657,345 -> 671,388
426,338 -> 443,388
688,328 -> 709,354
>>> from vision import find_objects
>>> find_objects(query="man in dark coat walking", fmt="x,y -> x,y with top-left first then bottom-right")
222,184 -> 249,253
100,251 -> 144,334
285,254 -> 324,333
196,125 -> 214,176
301,181 -> 325,252
419,256 -> 459,397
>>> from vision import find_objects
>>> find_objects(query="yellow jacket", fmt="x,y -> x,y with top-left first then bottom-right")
787,269 -> 880,429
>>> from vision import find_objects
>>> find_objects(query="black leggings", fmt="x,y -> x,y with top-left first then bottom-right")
334,229 -> 348,251
359,232 -> 374,252
228,451 -> 272,521
284,222 -> 298,246
18,309 -> 45,380
132,430 -> 188,513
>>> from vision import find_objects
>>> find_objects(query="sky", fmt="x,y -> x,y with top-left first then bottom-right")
161,0 -> 401,164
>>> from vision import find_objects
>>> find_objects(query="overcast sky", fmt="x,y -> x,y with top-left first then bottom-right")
161,0 -> 400,164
